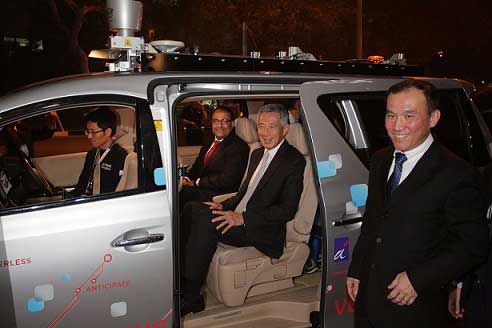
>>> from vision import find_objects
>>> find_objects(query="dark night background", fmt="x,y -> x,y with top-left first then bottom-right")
0,2 -> 486,327
1,0 -> 492,95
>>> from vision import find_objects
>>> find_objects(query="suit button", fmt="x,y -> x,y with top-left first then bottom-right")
376,237 -> 383,244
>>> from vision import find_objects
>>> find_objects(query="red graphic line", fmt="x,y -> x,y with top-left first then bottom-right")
161,308 -> 172,321
332,269 -> 348,276
77,262 -> 104,289
47,294 -> 80,328
93,264 -> 105,281
47,254 -> 112,328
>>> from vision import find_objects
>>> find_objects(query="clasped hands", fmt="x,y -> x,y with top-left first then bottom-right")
347,272 -> 418,306
203,202 -> 244,234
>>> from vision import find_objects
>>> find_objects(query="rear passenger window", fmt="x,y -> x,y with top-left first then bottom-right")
431,92 -> 469,161
176,101 -> 213,147
316,96 -> 348,139
351,96 -> 389,156
457,91 -> 490,166
318,90 -> 484,167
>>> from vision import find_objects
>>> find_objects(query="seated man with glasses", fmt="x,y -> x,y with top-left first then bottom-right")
180,106 -> 249,207
71,108 -> 128,196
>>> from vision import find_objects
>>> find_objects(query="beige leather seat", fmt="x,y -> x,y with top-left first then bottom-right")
234,117 -> 262,183
213,117 -> 261,202
114,107 -> 138,191
206,123 -> 318,306
115,152 -> 138,191
113,106 -> 136,153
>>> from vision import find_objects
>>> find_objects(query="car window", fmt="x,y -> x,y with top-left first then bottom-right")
431,91 -> 469,161
175,97 -> 300,170
317,90 -> 480,167
317,93 -> 387,166
176,101 -> 213,147
0,99 -> 163,211
316,96 -> 348,139
457,90 -> 490,167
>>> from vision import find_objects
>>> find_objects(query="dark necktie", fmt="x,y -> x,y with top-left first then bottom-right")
204,140 -> 221,165
387,152 -> 407,196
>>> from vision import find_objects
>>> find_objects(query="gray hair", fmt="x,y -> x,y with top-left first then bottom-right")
257,103 -> 289,127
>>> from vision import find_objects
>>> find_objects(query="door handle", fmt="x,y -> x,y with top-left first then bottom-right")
332,216 -> 363,227
111,233 -> 164,247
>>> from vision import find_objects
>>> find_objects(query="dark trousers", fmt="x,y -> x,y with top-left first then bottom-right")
354,288 -> 376,328
354,316 -> 376,328
181,201 -> 250,301
179,185 -> 217,210
463,278 -> 488,327
179,186 -> 218,253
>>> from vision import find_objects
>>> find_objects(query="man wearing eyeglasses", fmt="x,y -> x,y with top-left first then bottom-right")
72,108 -> 128,196
180,107 -> 249,206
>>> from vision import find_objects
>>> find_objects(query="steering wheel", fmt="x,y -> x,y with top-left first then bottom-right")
4,126 -> 54,197
18,150 -> 54,197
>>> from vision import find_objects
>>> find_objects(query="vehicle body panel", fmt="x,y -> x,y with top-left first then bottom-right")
0,71 -> 489,328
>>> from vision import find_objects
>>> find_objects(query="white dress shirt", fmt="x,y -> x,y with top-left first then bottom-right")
387,134 -> 434,184
248,139 -> 285,188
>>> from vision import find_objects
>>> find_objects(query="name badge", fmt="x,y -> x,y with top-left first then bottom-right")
101,163 -> 112,171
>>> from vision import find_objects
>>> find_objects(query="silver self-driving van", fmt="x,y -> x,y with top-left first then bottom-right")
0,66 -> 490,328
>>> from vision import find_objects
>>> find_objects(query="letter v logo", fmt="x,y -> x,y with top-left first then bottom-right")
335,298 -> 354,316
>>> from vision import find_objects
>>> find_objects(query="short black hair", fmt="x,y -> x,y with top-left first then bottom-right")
221,99 -> 248,118
212,106 -> 234,119
84,108 -> 118,136
387,79 -> 440,114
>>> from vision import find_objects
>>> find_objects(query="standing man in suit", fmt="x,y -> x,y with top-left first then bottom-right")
180,106 -> 249,206
346,79 -> 489,328
180,103 -> 306,315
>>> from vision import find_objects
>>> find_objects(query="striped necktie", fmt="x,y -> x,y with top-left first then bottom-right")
387,152 -> 407,196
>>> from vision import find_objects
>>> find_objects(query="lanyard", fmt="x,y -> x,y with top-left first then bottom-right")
97,143 -> 113,164
85,143 -> 114,194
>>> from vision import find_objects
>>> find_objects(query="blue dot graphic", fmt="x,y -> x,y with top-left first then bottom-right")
27,297 -> 44,313
350,184 -> 368,207
317,160 -> 337,178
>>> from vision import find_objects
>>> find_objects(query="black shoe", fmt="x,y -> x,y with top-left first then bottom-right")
303,258 -> 320,274
180,295 -> 205,316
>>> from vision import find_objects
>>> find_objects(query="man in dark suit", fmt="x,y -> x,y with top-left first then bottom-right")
180,103 -> 306,316
346,79 -> 489,328
180,106 -> 249,206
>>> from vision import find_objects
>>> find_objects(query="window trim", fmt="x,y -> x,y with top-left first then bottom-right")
0,95 -> 162,216
317,89 -> 482,167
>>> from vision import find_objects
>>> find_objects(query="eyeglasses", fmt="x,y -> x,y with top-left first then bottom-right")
211,119 -> 232,126
84,129 -> 105,136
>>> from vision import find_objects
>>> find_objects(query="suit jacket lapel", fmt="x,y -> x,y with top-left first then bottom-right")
255,141 -> 289,192
387,142 -> 440,206
236,148 -> 263,197
203,131 -> 235,169
373,148 -> 393,206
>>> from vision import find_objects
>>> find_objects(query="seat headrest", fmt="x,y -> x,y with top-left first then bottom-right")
285,123 -> 309,156
235,117 -> 258,144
